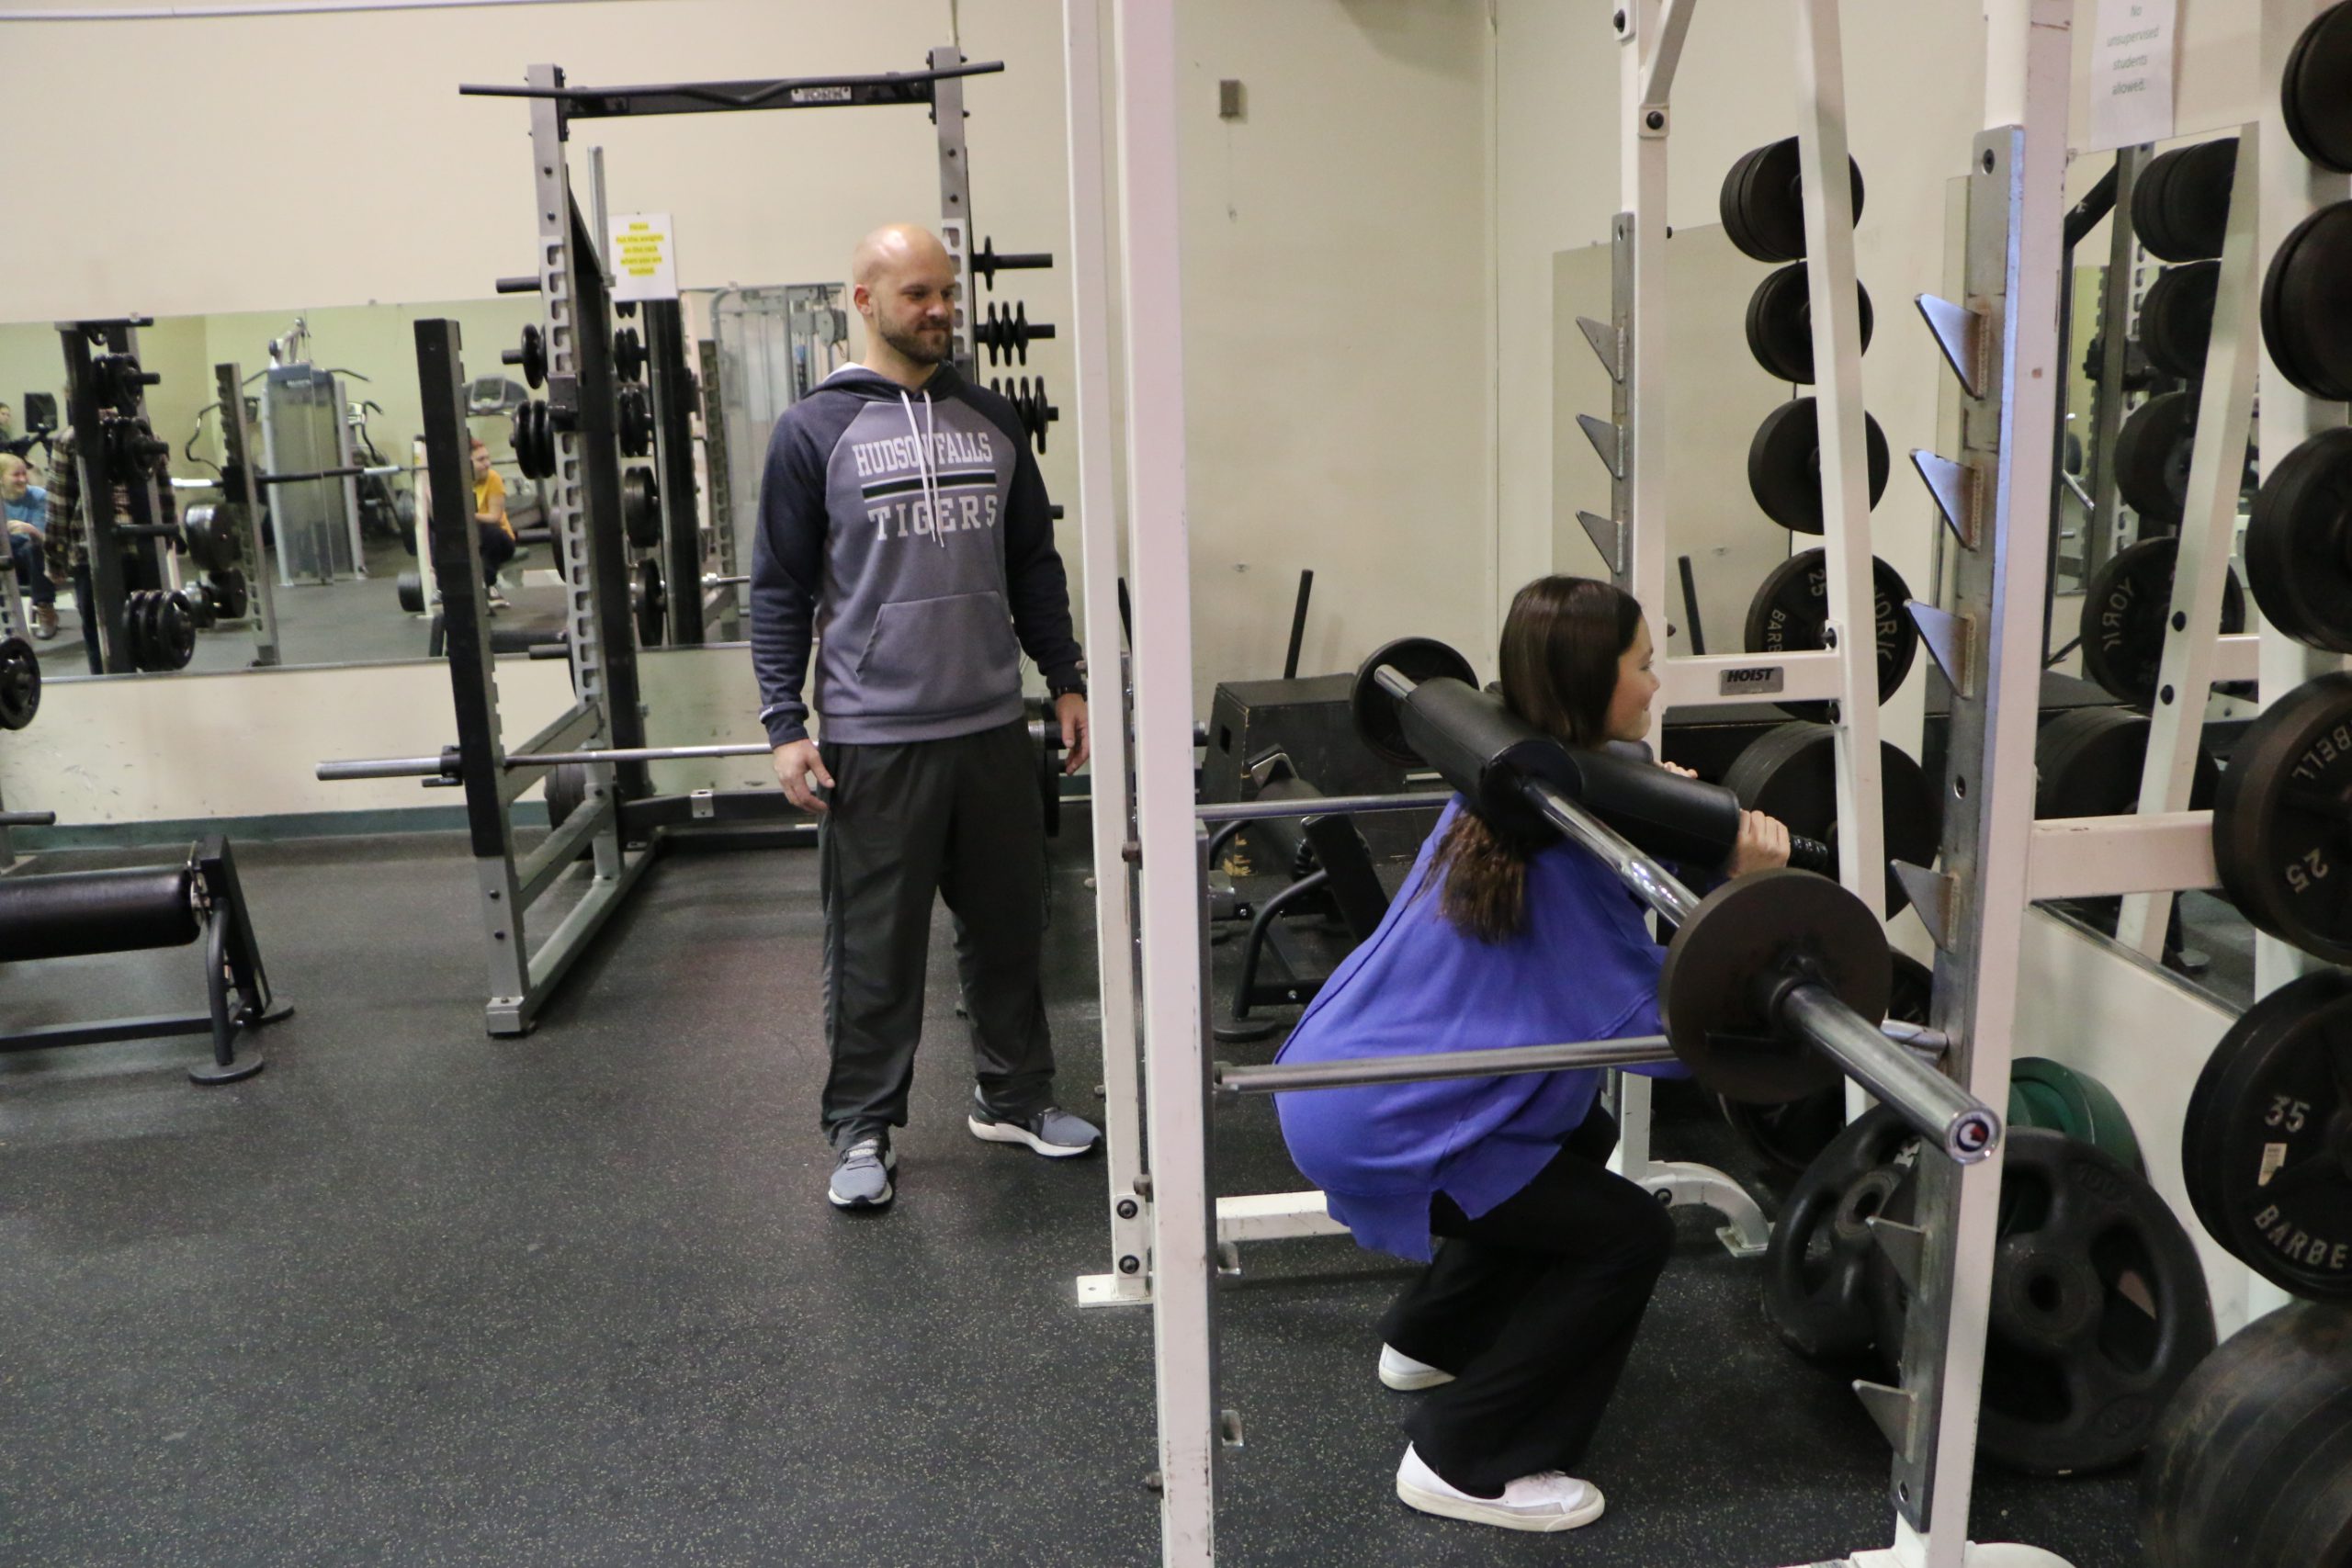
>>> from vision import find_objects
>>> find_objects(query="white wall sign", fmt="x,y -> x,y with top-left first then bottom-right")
608,213 -> 680,302
2084,0 -> 2178,154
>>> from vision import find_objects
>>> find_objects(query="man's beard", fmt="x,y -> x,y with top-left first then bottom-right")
881,317 -> 950,367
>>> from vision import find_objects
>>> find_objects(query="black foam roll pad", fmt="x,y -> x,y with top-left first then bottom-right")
0,865 -> 198,961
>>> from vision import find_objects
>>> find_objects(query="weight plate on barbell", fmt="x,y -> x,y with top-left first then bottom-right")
1723,953 -> 1934,1184
1742,549 -> 1917,722
622,467 -> 662,551
0,634 -> 40,730
2132,137 -> 2237,263
2260,201 -> 2352,404
2033,706 -> 2219,819
1869,1126 -> 2215,1475
1719,721 -> 1939,916
1746,397 -> 1891,535
2137,261 -> 2219,381
2076,536 -> 2246,709
2285,3 -> 2352,175
2245,425 -> 2352,655
1350,636 -> 1478,769
2212,671 -> 2352,964
1742,264 -> 1875,385
1720,137 -> 1866,265
2184,970 -> 2352,1301
1657,866 -> 1892,1106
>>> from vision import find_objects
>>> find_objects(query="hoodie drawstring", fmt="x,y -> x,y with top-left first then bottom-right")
899,389 -> 947,551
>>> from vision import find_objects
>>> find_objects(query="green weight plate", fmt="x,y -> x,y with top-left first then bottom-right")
1742,264 -> 1875,385
2211,671 -> 2352,964
2245,426 -> 2352,655
1719,721 -> 1939,915
1746,397 -> 1892,534
2076,536 -> 2246,708
2009,1056 -> 2145,1175
1741,549 -> 1918,722
1659,868 -> 1891,1106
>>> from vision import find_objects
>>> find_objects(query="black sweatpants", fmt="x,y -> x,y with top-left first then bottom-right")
1381,1107 -> 1675,1492
817,716 -> 1055,1145
479,523 -> 515,586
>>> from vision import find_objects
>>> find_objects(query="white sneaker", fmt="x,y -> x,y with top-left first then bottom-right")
1378,1344 -> 1456,1391
1395,1444 -> 1604,1533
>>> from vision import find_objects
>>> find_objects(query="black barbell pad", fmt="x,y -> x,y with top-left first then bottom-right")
0,864 -> 199,961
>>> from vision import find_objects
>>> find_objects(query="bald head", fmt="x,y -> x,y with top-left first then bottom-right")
852,224 -> 960,385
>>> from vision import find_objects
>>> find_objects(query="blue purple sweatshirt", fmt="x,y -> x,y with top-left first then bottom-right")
1273,799 -> 1689,1261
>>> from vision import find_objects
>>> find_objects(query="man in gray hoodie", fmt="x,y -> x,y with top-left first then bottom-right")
752,223 -> 1100,1211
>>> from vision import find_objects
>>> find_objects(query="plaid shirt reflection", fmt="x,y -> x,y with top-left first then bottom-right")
45,427 -> 177,578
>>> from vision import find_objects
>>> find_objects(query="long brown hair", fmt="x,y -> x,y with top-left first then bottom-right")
1428,576 -> 1643,942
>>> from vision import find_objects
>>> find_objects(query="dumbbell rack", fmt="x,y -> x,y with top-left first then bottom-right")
1577,0 -> 1893,1260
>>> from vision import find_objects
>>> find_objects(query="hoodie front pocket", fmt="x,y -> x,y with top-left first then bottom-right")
854,591 -> 1021,716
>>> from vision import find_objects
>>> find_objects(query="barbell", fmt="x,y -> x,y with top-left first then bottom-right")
1355,647 -> 1999,1163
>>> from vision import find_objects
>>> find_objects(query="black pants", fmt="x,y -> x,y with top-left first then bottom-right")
817,717 -> 1054,1145
1381,1107 -> 1674,1492
479,524 -> 515,586
9,533 -> 52,605
71,562 -> 99,673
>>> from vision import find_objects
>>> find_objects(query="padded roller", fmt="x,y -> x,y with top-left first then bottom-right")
1396,679 -> 1584,844
0,864 -> 198,961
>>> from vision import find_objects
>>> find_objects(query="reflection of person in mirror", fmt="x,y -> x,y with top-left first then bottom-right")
47,424 -> 175,674
3,455 -> 58,640
472,437 -> 514,610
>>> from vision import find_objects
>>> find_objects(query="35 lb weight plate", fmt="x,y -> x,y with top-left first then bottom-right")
2077,536 -> 2246,708
1351,637 -> 1478,769
2245,425 -> 2352,654
1742,550 -> 1918,722
2211,671 -> 2352,964
1720,721 -> 1939,916
1743,264 -> 1875,385
1746,398 -> 1891,534
2184,970 -> 2352,1301
1719,138 -> 1867,265
0,635 -> 40,730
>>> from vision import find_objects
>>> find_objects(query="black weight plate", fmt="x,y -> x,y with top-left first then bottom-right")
516,323 -> 546,389
1743,265 -> 1876,385
1036,708 -> 1064,839
2184,970 -> 2352,1300
2076,536 -> 2247,708
1658,867 -> 1891,1105
209,569 -> 248,621
2137,262 -> 2220,381
1719,721 -> 1939,915
0,635 -> 40,730
1761,1104 -> 1918,1359
1718,147 -> 1769,257
544,761 -> 587,830
617,385 -> 653,458
2033,706 -> 2220,818
2212,671 -> 2352,964
396,570 -> 425,614
1746,398 -> 1891,534
1871,1127 -> 2216,1474
2261,202 -> 2352,402
2112,392 -> 2197,523
2141,1302 -> 2352,1568
633,557 -> 666,646
2287,4 -> 2352,174
1720,953 -> 1933,1182
2133,138 -> 2237,263
1724,138 -> 1867,264
2246,426 -> 2352,654
622,467 -> 662,550
511,404 -> 539,479
158,592 -> 197,669
1351,636 -> 1478,768
122,590 -> 154,672
613,326 -> 645,384
1742,549 -> 1919,722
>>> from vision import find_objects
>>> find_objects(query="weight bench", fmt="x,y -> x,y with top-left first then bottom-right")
0,835 -> 288,1084
1214,753 -> 1391,1043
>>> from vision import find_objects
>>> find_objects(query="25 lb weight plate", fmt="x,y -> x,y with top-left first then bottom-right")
2211,671 -> 2352,964
2076,536 -> 2246,708
1720,721 -> 1939,916
1351,637 -> 1478,769
2184,971 -> 2352,1301
0,635 -> 40,730
1743,264 -> 1875,385
1742,550 -> 1918,722
1719,138 -> 1867,265
1870,1127 -> 2215,1474
1747,398 -> 1891,534
2245,425 -> 2352,654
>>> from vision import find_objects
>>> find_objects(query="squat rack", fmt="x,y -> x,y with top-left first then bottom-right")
315,51 -> 1046,1035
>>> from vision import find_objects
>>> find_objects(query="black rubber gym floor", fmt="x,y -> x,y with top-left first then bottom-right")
1,830 -> 2142,1566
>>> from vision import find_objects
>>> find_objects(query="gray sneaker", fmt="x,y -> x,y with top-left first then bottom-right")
967,1099 -> 1102,1158
828,1132 -> 896,1209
